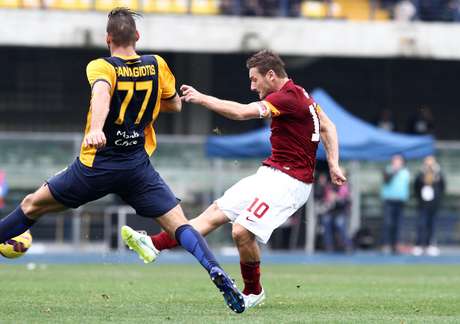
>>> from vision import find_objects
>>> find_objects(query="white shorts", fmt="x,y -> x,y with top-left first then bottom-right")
216,166 -> 312,244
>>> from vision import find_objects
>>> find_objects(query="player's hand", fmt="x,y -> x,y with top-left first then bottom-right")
329,166 -> 347,186
84,130 -> 106,149
180,84 -> 204,105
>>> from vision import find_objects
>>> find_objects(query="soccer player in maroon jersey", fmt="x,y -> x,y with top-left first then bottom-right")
122,50 -> 346,308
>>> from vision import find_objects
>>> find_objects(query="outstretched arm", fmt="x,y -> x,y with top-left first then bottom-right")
160,93 -> 182,113
180,84 -> 263,120
84,81 -> 111,149
318,109 -> 346,185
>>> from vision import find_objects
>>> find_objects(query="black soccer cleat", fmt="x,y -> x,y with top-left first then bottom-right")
209,266 -> 245,314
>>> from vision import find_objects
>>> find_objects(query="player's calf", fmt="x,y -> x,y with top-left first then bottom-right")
0,206 -> 35,243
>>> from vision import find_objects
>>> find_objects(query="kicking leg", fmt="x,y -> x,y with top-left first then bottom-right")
0,184 -> 67,243
154,204 -> 245,313
151,202 -> 229,251
121,203 -> 229,262
232,223 -> 265,307
155,204 -> 222,272
232,223 -> 261,264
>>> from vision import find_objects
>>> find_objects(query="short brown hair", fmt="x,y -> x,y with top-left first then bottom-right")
246,50 -> 287,78
106,8 -> 141,47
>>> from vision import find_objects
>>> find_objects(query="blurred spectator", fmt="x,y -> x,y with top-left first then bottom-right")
0,170 -> 7,211
315,173 -> 329,203
381,0 -> 400,9
317,172 -> 352,253
412,155 -> 445,256
407,105 -> 435,135
418,0 -> 445,21
261,0 -> 280,16
241,0 -> 264,16
381,155 -> 410,254
315,173 -> 329,245
284,0 -> 302,17
394,0 -> 417,21
384,0 -> 460,22
220,0 -> 236,15
446,0 -> 460,21
375,109 -> 397,132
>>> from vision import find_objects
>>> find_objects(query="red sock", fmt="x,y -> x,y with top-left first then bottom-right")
240,261 -> 262,295
150,232 -> 179,251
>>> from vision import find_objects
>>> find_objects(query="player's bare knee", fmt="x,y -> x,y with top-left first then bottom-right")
156,205 -> 189,236
209,202 -> 220,212
207,203 -> 220,221
232,225 -> 252,245
20,194 -> 41,218
206,203 -> 229,226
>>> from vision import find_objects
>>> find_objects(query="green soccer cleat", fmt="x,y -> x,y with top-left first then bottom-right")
121,225 -> 160,263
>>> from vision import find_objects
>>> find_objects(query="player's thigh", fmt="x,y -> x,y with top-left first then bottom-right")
21,184 -> 67,218
117,162 -> 179,219
218,166 -> 302,219
47,159 -> 111,209
189,203 -> 230,236
231,222 -> 256,244
234,168 -> 312,244
215,171 -> 262,222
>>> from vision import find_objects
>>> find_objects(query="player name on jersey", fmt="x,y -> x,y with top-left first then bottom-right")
116,65 -> 156,78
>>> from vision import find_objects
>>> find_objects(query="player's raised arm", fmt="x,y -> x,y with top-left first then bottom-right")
160,93 -> 182,113
156,55 -> 181,113
84,81 -> 110,149
180,84 -> 263,120
318,108 -> 346,185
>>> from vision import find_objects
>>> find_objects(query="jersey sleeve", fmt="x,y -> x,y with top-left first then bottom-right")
315,103 -> 322,113
262,91 -> 294,117
263,90 -> 322,118
155,55 -> 177,100
86,59 -> 116,89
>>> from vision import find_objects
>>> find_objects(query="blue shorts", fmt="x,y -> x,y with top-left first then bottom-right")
47,158 -> 179,218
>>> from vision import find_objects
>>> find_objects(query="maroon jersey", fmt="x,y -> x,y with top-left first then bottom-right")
261,80 -> 320,183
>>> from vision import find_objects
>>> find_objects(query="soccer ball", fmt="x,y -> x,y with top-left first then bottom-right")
0,230 -> 33,259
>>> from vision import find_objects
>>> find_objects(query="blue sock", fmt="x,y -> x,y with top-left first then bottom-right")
175,224 -> 220,273
0,206 -> 36,243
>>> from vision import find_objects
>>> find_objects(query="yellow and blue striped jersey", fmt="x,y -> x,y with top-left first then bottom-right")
80,54 -> 176,169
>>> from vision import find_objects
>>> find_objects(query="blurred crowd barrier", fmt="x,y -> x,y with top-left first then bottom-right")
1,0 -> 459,23
1,132 -> 460,250
1,133 -> 460,194
0,0 -> 392,21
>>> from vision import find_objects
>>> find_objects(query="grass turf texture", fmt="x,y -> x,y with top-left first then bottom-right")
0,264 -> 459,323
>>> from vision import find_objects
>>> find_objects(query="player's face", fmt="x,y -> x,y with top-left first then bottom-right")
249,68 -> 273,99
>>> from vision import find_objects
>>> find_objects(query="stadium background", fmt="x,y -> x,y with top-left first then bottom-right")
1,0 -> 460,253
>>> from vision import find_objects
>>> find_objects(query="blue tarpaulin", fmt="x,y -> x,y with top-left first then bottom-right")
206,88 -> 434,161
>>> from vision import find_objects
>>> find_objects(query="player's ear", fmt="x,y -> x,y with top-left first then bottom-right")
135,30 -> 140,42
106,33 -> 111,47
267,70 -> 276,81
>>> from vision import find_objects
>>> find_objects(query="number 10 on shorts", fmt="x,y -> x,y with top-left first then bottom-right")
246,198 -> 270,218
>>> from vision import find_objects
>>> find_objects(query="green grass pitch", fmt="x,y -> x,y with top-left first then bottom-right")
0,264 -> 459,323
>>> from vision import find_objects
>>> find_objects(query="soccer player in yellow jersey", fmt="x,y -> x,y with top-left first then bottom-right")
0,8 -> 245,313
